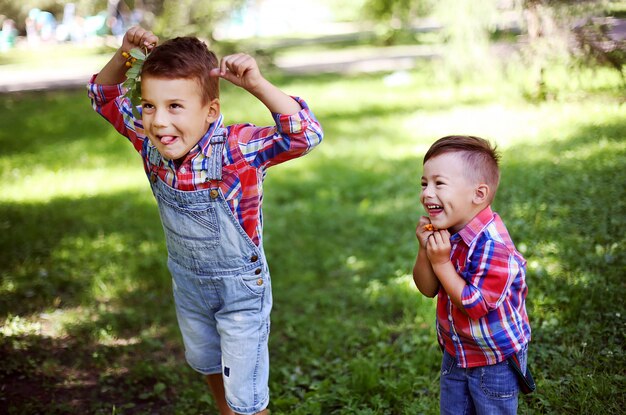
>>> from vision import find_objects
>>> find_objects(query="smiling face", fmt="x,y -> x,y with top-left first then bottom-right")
420,152 -> 488,234
140,76 -> 219,162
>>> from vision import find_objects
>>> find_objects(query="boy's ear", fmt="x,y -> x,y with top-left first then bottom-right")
206,98 -> 220,123
473,183 -> 490,205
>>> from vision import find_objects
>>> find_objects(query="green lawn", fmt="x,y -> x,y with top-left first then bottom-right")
0,64 -> 624,414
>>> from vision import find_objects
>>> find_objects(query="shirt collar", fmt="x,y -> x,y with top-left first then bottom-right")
452,206 -> 494,246
198,114 -> 225,157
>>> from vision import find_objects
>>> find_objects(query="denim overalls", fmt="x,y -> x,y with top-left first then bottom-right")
146,130 -> 272,414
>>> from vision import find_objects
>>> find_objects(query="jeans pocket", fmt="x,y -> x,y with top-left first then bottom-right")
238,270 -> 268,297
479,360 -> 518,399
440,351 -> 456,376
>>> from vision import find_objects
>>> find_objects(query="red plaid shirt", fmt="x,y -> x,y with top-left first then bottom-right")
436,206 -> 531,368
88,77 -> 323,245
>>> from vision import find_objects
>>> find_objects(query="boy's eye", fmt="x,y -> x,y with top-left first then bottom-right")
170,103 -> 183,109
141,103 -> 154,109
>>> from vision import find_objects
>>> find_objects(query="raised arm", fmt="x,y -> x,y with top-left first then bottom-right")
413,216 -> 440,297
210,53 -> 301,115
425,229 -> 468,315
95,26 -> 158,85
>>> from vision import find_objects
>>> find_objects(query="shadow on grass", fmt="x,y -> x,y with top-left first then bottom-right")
263,117 -> 626,412
0,331 -> 196,415
0,190 -> 166,317
1,87 -> 624,413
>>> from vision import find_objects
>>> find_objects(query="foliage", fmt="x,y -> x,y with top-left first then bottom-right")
572,16 -> 626,81
362,0 -> 435,26
121,47 -> 149,118
0,0 -> 108,32
360,0 -> 436,44
431,0 -> 501,83
0,62 -> 625,414
151,0 -> 246,42
519,0 -> 626,97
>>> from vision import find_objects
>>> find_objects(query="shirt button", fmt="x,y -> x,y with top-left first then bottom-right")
210,189 -> 219,199
256,278 -> 263,286
250,255 -> 259,262
448,315 -> 453,321
452,335 -> 458,342
254,268 -> 262,275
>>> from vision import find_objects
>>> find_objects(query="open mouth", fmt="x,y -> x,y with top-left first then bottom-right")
426,204 -> 443,215
158,135 -> 178,145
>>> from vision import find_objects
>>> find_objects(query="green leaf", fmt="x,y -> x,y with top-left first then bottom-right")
126,66 -> 140,78
129,48 -> 147,60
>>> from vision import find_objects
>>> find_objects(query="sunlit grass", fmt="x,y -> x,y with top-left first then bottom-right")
0,167 -> 147,202
1,62 -> 624,414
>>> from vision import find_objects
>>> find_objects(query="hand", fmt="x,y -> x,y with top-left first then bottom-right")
416,216 -> 434,249
121,26 -> 158,53
210,53 -> 265,92
425,229 -> 451,266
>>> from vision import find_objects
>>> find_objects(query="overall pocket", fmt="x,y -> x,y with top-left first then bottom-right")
157,196 -> 221,270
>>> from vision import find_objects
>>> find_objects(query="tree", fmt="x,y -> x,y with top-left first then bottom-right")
153,0 -> 246,43
520,0 -> 625,97
361,0 -> 436,44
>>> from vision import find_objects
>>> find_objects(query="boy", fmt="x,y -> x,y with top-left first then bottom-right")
412,136 -> 531,414
88,26 -> 323,415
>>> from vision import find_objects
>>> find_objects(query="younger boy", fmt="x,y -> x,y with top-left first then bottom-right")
88,26 -> 323,415
412,136 -> 531,414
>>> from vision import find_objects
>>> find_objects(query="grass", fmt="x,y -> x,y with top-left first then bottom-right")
0,62 -> 625,414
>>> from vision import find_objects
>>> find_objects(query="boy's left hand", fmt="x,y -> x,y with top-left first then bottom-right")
210,53 -> 265,93
425,229 -> 452,266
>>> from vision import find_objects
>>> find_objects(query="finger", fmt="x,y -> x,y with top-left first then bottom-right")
427,233 -> 437,249
431,231 -> 445,246
227,54 -> 251,78
128,27 -> 144,46
143,32 -> 158,49
214,67 -> 241,85
218,56 -> 231,76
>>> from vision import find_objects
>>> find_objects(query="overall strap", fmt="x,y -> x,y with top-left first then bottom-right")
206,127 -> 226,181
145,141 -> 162,183
143,127 -> 227,183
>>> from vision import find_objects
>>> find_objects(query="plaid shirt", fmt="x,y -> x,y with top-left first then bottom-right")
88,77 -> 323,246
436,206 -> 531,368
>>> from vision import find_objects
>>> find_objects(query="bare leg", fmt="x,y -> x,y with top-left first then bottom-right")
206,374 -> 235,415
205,374 -> 269,415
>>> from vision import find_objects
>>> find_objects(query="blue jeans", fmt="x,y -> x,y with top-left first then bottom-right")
439,346 -> 527,415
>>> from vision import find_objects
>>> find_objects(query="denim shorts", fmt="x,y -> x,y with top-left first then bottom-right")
170,259 -> 272,414
439,345 -> 527,415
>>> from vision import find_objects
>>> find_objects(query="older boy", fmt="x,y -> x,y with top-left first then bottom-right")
413,136 -> 531,414
88,26 -> 323,415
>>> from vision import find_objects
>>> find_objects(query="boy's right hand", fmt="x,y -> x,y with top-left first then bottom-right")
94,26 -> 158,86
121,26 -> 158,54
416,216 -> 434,249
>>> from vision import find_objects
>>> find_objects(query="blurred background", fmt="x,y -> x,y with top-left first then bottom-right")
0,0 -> 624,95
0,1 -> 625,414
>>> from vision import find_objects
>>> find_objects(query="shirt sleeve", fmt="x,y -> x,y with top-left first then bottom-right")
460,239 -> 521,320
230,97 -> 323,168
87,74 -> 146,153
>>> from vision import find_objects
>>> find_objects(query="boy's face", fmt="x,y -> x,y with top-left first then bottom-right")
141,76 -> 219,162
420,152 -> 482,234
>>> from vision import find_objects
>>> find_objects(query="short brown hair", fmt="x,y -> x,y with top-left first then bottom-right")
424,135 -> 501,201
142,36 -> 219,104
